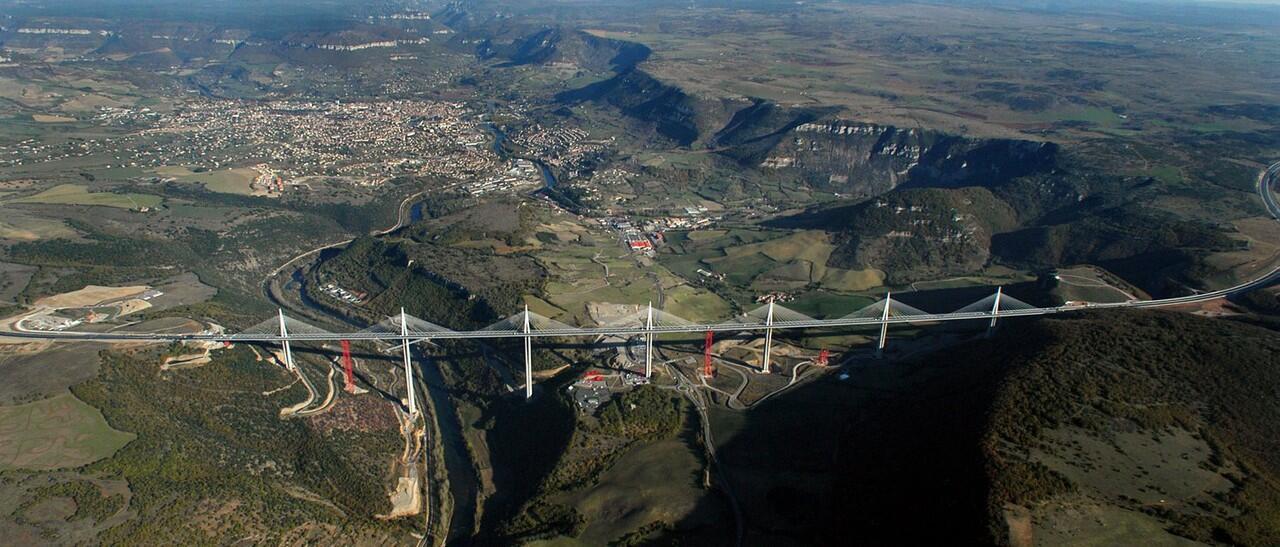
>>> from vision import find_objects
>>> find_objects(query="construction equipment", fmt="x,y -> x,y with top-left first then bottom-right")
703,330 -> 715,378
340,340 -> 356,393
816,348 -> 830,367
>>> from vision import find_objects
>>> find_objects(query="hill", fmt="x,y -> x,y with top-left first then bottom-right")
740,119 -> 1059,197
704,309 -> 1280,545
543,50 -> 1248,295
555,68 -> 710,147
977,310 -> 1280,545
766,132 -> 1241,293
775,187 -> 1019,284
437,11 -> 651,73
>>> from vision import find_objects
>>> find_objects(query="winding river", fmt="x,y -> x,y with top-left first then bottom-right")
263,216 -> 481,543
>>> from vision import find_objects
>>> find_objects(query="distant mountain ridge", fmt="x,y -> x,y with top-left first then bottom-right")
435,4 -> 651,72
554,69 -> 702,145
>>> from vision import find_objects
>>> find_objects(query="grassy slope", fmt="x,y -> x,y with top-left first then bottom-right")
0,393 -> 134,471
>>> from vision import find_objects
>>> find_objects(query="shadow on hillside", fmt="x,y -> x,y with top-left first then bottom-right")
651,326 -> 1019,545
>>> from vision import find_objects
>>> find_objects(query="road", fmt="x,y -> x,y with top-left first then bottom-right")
1260,160 -> 1280,220
263,185 -> 428,282
659,357 -> 745,547
261,184 -> 447,544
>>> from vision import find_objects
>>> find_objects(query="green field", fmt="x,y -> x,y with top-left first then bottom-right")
524,294 -> 568,318
0,393 -> 135,471
0,211 -> 76,241
706,251 -> 776,285
663,285 -> 733,322
9,184 -> 162,209
158,166 -> 259,195
820,267 -> 885,292
785,291 -> 875,319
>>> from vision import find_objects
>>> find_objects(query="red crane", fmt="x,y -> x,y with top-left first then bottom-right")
340,340 -> 356,393
703,330 -> 715,378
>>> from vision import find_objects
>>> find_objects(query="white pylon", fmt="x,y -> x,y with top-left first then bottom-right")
644,301 -> 654,378
876,291 -> 892,358
277,309 -> 295,371
523,304 -> 533,400
401,308 -> 417,415
762,298 -> 775,373
987,286 -> 1003,335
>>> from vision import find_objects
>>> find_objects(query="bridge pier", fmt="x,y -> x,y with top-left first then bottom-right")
400,308 -> 417,415
644,302 -> 654,378
876,292 -> 891,359
523,305 -> 533,400
762,299 -> 775,373
277,309 -> 295,371
986,287 -> 1003,338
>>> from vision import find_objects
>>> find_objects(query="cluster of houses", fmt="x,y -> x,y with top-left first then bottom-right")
320,283 -> 367,305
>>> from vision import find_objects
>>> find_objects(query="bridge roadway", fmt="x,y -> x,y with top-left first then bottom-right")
6,161 -> 1280,345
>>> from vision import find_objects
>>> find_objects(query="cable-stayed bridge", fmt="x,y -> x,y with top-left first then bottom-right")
6,278 -> 1278,400
5,160 -> 1279,401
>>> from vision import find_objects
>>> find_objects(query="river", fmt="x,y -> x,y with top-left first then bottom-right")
264,242 -> 480,543
414,347 -> 479,542
484,113 -> 557,191
535,159 -> 557,190
265,111 -> 559,540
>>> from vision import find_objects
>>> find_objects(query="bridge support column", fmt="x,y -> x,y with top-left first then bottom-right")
400,308 -> 417,415
876,292 -> 891,359
986,287 -> 1003,338
703,330 -> 715,378
644,302 -> 654,378
523,305 -> 533,400
277,309 -> 295,371
762,299 -> 775,373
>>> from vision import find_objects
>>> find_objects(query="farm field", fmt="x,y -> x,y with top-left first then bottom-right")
0,210 -> 76,242
0,393 -> 134,471
0,339 -> 107,404
784,291 -> 875,319
8,184 -> 161,210
31,114 -> 76,123
663,285 -> 732,322
907,269 -> 1036,292
156,166 -> 260,195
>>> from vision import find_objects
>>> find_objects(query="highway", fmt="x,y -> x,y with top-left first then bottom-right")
6,161 -> 1279,345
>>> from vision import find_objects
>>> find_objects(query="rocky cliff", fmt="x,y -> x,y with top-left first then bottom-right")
752,119 -> 1059,198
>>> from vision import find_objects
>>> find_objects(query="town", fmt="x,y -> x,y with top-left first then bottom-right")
599,205 -> 720,256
